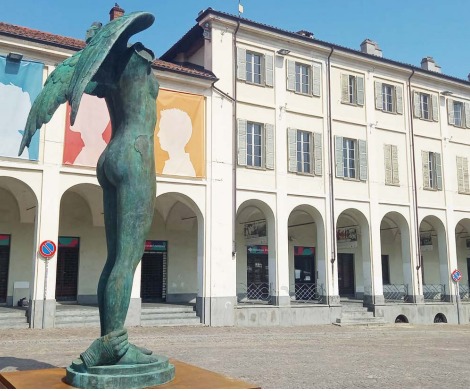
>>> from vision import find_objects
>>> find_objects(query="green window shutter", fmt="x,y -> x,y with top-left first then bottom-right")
395,85 -> 403,114
335,136 -> 344,178
265,123 -> 275,170
435,152 -> 442,190
340,74 -> 349,103
375,81 -> 383,110
465,102 -> 470,129
287,60 -> 296,91
287,128 -> 298,173
237,48 -> 246,81
359,139 -> 368,181
447,99 -> 455,125
464,157 -> 470,193
422,151 -> 430,189
431,94 -> 439,122
265,54 -> 274,87
356,76 -> 364,106
312,63 -> 321,97
413,92 -> 421,118
384,144 -> 392,185
457,156 -> 464,193
237,119 -> 247,166
313,132 -> 322,176
391,145 -> 399,185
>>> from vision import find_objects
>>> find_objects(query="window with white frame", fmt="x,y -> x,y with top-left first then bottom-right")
237,47 -> 274,87
375,81 -> 403,114
447,99 -> 470,128
422,151 -> 442,190
341,74 -> 364,106
384,144 -> 399,185
335,136 -> 367,181
287,60 -> 321,96
287,128 -> 322,175
456,156 -> 470,194
413,91 -> 438,121
237,119 -> 274,170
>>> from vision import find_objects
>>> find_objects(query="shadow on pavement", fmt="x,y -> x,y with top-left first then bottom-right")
0,357 -> 56,372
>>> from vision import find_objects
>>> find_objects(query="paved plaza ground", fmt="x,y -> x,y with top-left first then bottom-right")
0,323 -> 469,389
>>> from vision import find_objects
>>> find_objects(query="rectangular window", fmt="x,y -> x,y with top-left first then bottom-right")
295,63 -> 311,94
297,130 -> 311,173
247,122 -> 263,167
382,84 -> 394,113
420,93 -> 430,120
237,119 -> 275,170
422,151 -> 442,190
457,156 -> 470,194
384,144 -> 399,185
246,52 -> 262,85
454,101 -> 464,127
448,99 -> 470,128
343,138 -> 356,178
413,91 -> 438,121
335,136 -> 367,181
375,81 -> 403,114
341,74 -> 364,106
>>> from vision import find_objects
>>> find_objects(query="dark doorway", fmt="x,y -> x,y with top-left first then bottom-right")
338,253 -> 355,296
55,237 -> 79,301
381,255 -> 390,285
467,258 -> 470,285
141,240 -> 167,302
294,247 -> 315,300
0,235 -> 11,304
247,245 -> 269,300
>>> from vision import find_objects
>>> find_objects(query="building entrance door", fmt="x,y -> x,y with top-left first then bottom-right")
338,253 -> 355,296
246,245 -> 269,300
141,240 -> 167,302
294,246 -> 315,300
0,235 -> 11,304
55,237 -> 79,301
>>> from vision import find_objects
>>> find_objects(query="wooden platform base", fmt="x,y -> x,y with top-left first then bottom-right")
0,359 -> 259,389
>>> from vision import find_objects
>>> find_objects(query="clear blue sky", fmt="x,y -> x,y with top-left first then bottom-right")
2,0 -> 469,80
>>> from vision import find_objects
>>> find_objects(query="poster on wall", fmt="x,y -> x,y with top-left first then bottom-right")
244,220 -> 267,245
62,89 -> 205,178
0,56 -> 43,160
337,227 -> 358,249
420,232 -> 433,252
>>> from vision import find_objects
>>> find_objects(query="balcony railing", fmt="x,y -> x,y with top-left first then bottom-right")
458,283 -> 469,301
291,283 -> 324,304
383,284 -> 408,303
237,283 -> 272,305
423,284 -> 446,302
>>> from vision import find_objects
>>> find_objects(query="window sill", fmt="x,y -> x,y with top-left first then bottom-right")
341,101 -> 363,107
457,191 -> 470,195
238,164 -> 267,171
379,109 -> 401,115
385,182 -> 400,187
423,187 -> 440,191
294,171 -> 316,177
337,176 -> 365,183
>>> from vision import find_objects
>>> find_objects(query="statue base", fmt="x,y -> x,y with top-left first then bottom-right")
65,355 -> 175,389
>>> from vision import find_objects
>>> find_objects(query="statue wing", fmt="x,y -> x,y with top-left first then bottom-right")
69,11 -> 155,125
18,50 -> 82,155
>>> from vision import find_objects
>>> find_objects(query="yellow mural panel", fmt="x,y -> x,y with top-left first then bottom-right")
155,89 -> 205,178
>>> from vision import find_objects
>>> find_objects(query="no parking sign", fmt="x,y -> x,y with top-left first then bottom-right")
39,240 -> 57,258
451,269 -> 462,282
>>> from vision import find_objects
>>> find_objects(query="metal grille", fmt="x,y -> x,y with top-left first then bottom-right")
423,284 -> 446,302
291,283 -> 324,304
55,246 -> 79,301
459,283 -> 469,301
383,284 -> 408,302
237,283 -> 271,304
141,252 -> 167,301
0,245 -> 10,303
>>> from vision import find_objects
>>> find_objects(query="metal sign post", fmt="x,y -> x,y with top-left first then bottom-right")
38,240 -> 56,329
451,269 -> 462,325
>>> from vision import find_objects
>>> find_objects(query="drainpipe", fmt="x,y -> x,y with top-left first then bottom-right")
326,47 -> 335,305
407,69 -> 422,295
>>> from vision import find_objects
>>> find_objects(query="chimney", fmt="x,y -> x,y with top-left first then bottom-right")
296,30 -> 314,39
109,3 -> 125,21
420,57 -> 441,73
360,39 -> 382,57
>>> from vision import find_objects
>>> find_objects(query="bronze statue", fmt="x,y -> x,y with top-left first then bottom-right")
19,11 -> 174,387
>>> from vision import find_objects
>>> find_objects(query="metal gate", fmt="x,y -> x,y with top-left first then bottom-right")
55,237 -> 79,301
141,240 -> 167,302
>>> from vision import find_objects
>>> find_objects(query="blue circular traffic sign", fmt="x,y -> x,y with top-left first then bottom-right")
39,240 -> 57,258
451,269 -> 462,282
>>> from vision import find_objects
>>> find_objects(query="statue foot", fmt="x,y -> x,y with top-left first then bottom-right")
80,329 -> 129,368
130,343 -> 152,355
116,343 -> 160,365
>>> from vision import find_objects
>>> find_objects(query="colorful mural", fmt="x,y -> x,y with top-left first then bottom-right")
0,57 -> 43,160
62,89 -> 205,178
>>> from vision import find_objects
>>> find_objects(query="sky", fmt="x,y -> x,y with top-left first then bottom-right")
1,0 -> 469,81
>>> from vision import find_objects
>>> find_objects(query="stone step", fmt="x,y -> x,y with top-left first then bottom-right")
55,314 -> 101,323
0,321 -> 30,329
55,320 -> 100,328
55,309 -> 99,316
340,311 -> 375,319
140,317 -> 202,326
141,307 -> 196,314
341,307 -> 369,313
0,310 -> 27,319
333,317 -> 386,326
141,311 -> 197,320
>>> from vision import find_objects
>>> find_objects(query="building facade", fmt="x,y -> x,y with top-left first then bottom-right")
0,6 -> 470,328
